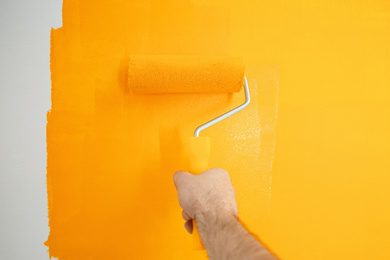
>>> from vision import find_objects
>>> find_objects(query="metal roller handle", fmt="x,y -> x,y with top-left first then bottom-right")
194,76 -> 250,137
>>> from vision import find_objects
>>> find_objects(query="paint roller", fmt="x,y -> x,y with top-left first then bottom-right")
128,55 -> 250,250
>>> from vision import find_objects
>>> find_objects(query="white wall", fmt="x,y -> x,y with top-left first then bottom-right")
0,1 -> 62,259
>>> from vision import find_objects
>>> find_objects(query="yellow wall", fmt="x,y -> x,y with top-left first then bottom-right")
46,0 -> 390,259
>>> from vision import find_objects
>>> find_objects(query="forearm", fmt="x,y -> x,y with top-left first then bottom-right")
197,211 -> 277,260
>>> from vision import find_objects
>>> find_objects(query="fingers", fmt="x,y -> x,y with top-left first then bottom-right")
174,171 -> 195,234
184,220 -> 193,234
173,170 -> 192,190
182,210 -> 192,221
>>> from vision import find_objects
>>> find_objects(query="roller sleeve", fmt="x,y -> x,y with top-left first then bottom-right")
128,55 -> 245,94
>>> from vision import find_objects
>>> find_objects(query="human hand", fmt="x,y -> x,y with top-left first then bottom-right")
173,168 -> 277,260
173,168 -> 238,234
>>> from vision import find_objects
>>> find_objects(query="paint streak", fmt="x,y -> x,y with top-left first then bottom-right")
46,0 -> 390,259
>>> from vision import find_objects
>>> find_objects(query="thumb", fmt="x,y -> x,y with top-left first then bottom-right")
173,170 -> 192,190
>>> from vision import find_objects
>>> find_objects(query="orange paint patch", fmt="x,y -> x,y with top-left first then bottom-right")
46,1 -> 277,259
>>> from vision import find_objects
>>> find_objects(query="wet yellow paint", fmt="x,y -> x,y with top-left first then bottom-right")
46,0 -> 390,259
